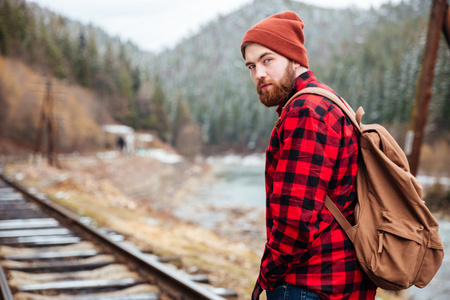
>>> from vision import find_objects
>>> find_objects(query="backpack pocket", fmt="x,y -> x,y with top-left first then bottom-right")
369,210 -> 423,289
413,227 -> 444,288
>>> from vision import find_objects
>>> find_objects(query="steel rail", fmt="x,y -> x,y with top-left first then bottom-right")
0,173 -> 227,300
0,259 -> 13,300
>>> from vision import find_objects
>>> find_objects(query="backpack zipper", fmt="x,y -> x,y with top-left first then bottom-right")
378,231 -> 384,253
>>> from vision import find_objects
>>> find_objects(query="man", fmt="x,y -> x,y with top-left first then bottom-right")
241,11 -> 377,300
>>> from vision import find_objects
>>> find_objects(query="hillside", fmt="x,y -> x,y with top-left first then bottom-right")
0,55 -> 112,154
0,0 -> 448,167
149,0 -> 448,151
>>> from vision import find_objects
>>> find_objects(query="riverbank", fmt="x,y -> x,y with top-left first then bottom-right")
1,152 -> 264,299
2,151 -> 449,300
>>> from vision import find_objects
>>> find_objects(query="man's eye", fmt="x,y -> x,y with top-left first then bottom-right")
264,58 -> 272,63
247,65 -> 255,70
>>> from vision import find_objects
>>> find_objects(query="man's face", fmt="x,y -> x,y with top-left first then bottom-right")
244,43 -> 297,107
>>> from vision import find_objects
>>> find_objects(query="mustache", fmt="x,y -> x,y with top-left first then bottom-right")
257,80 -> 272,94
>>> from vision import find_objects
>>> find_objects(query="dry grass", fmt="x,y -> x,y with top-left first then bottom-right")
0,55 -> 110,153
3,156 -> 261,299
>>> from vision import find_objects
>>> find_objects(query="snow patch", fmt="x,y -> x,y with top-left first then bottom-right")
137,149 -> 183,164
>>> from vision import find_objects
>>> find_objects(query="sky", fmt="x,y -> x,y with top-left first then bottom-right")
30,0 -> 402,53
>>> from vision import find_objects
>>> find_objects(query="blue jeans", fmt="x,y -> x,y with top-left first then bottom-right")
266,283 -> 321,300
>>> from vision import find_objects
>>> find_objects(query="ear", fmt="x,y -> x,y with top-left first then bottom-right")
292,61 -> 308,76
292,61 -> 302,76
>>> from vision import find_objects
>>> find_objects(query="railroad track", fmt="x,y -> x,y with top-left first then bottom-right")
0,172 -> 237,300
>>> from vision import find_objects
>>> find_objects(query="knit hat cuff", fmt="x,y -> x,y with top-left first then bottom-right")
242,28 -> 309,68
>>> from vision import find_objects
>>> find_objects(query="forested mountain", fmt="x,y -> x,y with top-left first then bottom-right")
0,0 -> 448,156
149,0 -> 449,152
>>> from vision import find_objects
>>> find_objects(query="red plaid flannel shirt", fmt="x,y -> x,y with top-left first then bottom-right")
252,71 -> 377,299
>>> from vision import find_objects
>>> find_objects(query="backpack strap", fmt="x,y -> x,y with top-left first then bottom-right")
325,196 -> 354,243
277,87 -> 364,133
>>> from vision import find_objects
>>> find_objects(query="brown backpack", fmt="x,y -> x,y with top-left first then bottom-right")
280,87 -> 444,291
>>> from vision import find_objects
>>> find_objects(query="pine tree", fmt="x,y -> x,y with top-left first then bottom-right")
149,76 -> 171,142
173,94 -> 201,158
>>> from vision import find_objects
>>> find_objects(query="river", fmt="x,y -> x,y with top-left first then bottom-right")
178,154 -> 450,300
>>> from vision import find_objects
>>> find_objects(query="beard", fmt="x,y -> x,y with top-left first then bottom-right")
257,63 -> 297,107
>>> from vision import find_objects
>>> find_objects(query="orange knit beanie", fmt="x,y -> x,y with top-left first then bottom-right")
241,11 -> 309,68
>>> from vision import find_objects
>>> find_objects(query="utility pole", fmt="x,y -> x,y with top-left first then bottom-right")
34,78 -> 61,168
405,0 -> 450,176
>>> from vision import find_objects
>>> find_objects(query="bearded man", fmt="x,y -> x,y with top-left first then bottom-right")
241,11 -> 377,300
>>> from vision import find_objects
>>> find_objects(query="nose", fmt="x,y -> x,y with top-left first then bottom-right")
253,66 -> 267,83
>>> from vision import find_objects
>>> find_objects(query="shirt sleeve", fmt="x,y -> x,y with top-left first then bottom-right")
257,100 -> 342,289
